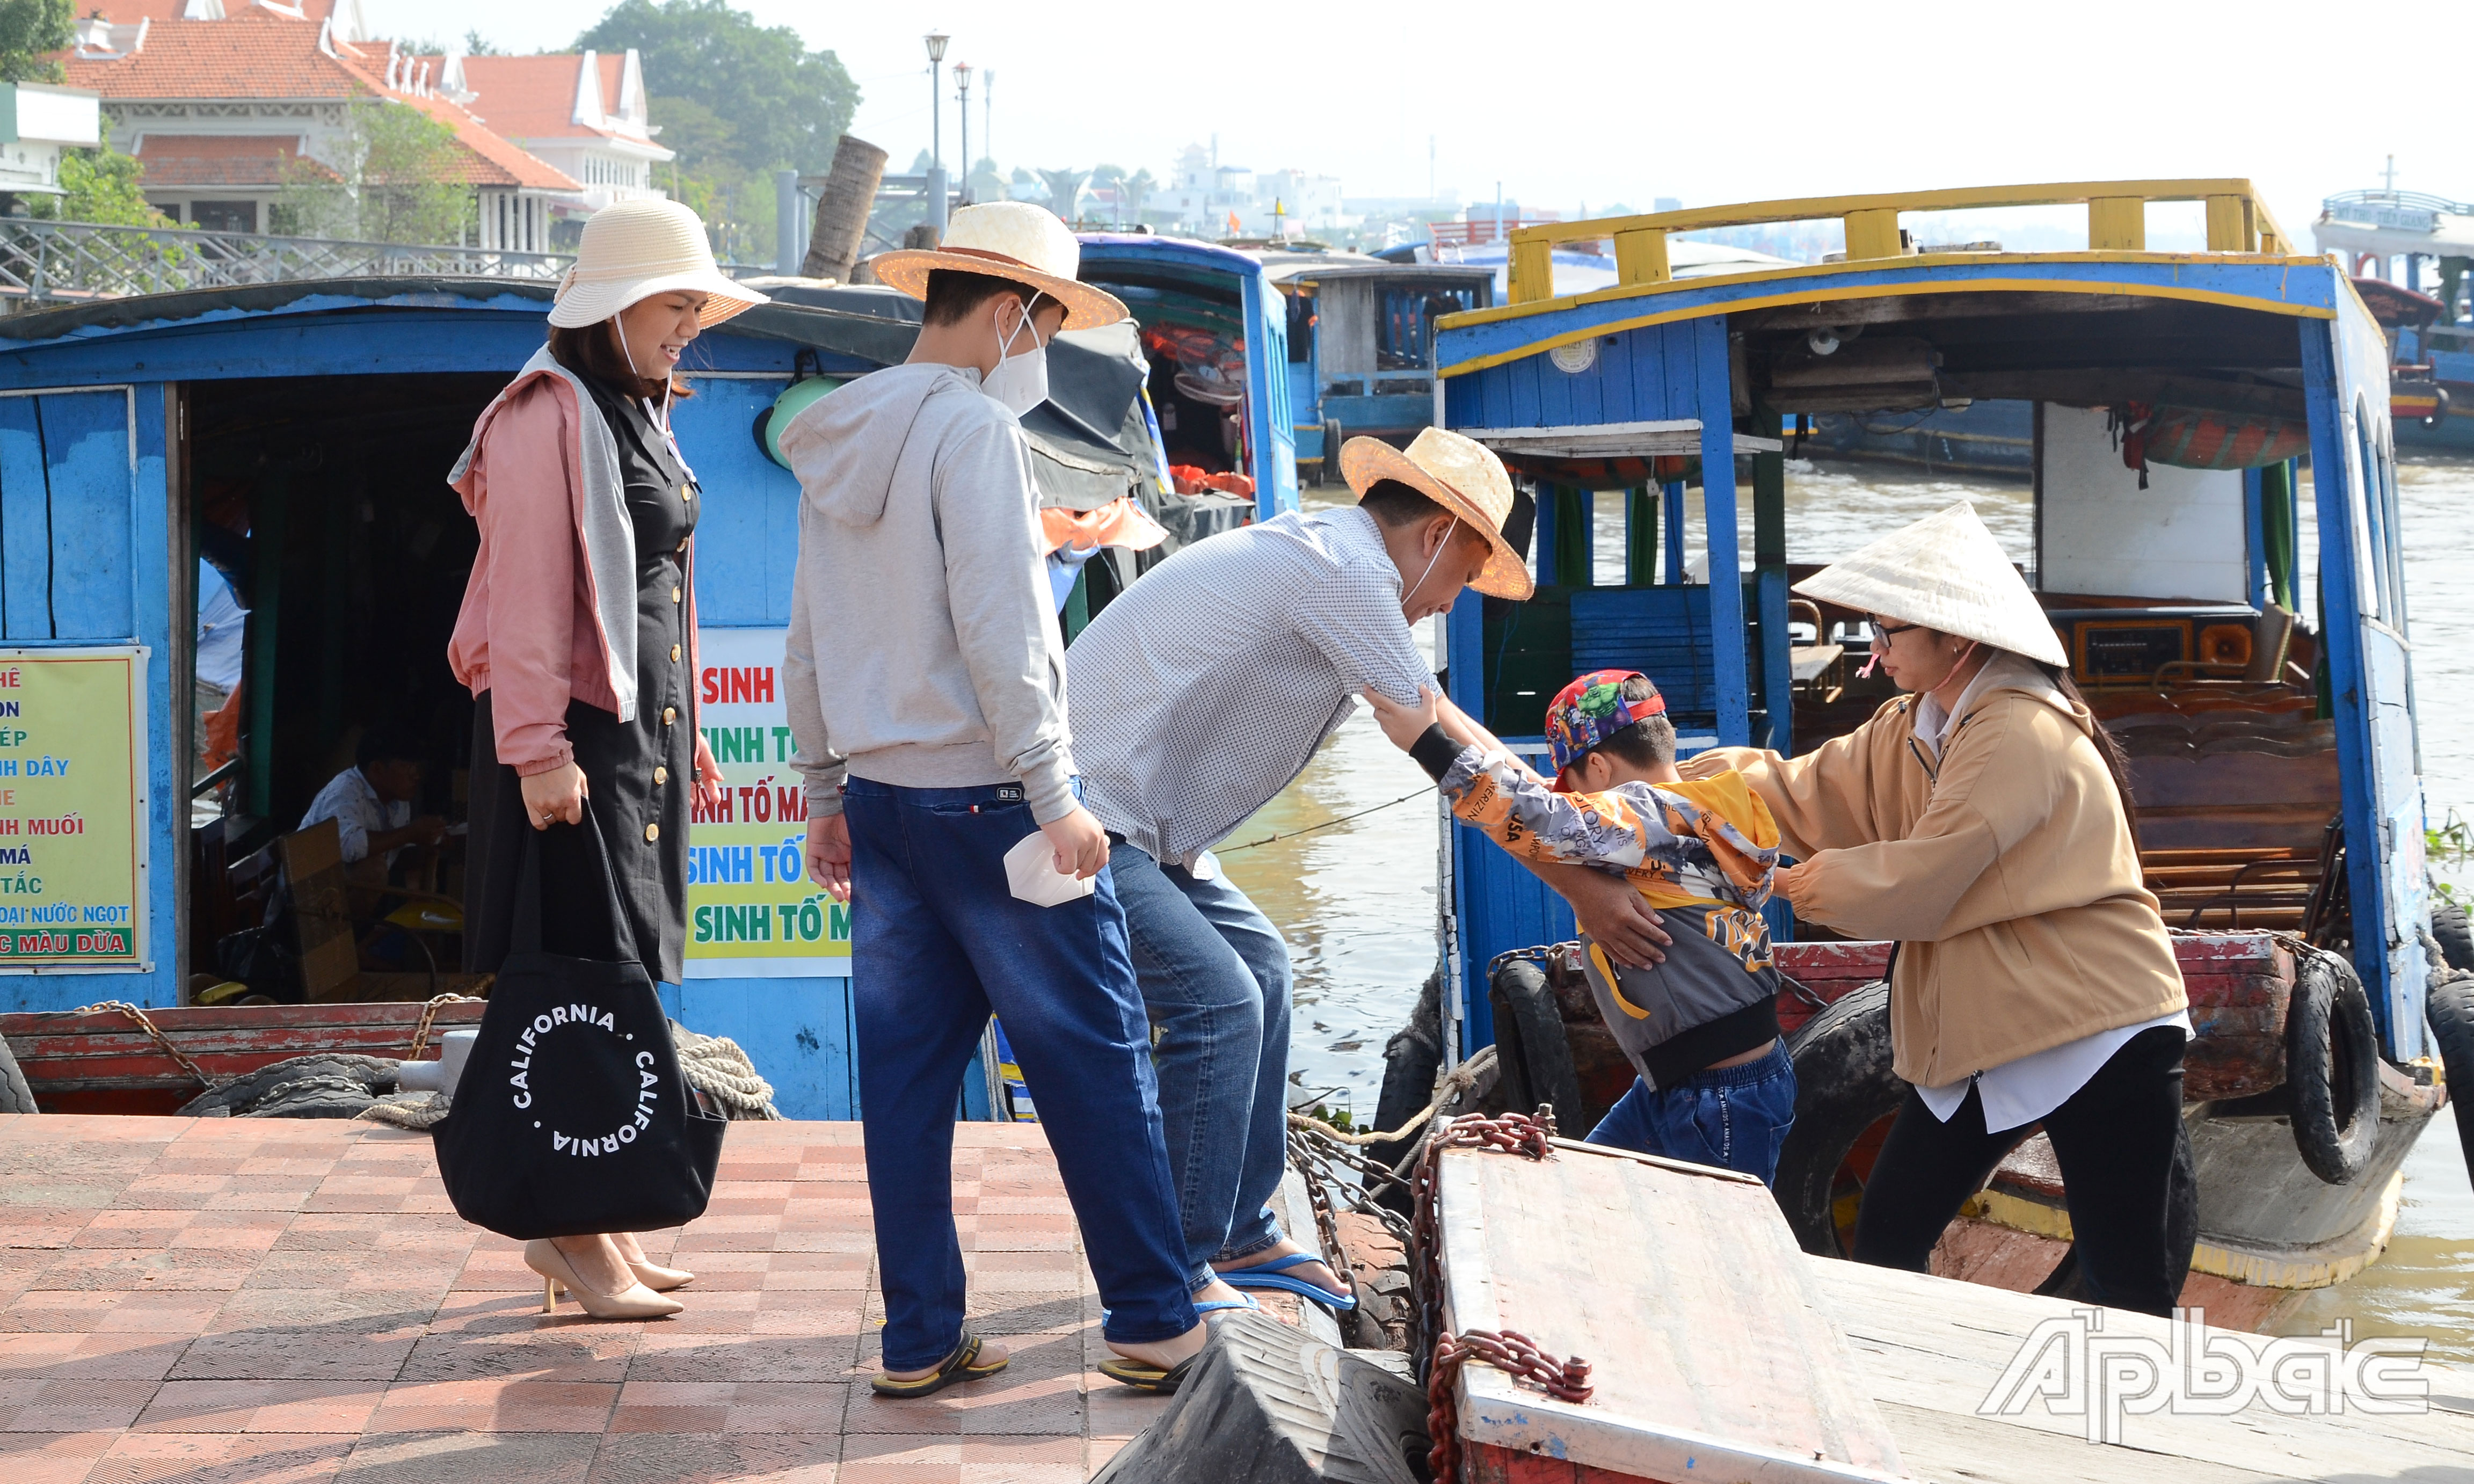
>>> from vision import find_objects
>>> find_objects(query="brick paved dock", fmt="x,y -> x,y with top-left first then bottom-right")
0,1115 -> 1165,1483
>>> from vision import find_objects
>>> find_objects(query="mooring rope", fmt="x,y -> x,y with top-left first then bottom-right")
1213,785 -> 1435,855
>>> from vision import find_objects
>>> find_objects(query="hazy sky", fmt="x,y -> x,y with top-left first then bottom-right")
374,0 -> 2417,241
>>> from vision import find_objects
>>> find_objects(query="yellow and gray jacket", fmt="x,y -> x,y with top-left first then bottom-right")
1411,731 -> 1785,1088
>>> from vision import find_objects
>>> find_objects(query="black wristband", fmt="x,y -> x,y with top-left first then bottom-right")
1409,723 -> 1464,781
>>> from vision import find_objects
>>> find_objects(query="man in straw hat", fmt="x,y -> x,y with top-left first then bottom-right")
1062,428 -> 1676,1316
779,202 -> 1209,1394
1683,500 -> 2195,1315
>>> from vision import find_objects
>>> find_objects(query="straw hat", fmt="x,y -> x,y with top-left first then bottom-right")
1793,500 -> 2066,667
548,198 -> 768,329
1341,428 -> 1534,601
870,202 -> 1127,330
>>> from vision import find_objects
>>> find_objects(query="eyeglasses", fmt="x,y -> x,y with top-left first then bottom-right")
1867,619 -> 1923,649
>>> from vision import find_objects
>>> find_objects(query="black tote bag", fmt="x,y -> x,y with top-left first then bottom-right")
433,823 -> 727,1240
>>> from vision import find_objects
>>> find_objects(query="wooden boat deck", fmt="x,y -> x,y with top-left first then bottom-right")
1437,1138 -> 2474,1484
4,1114 -> 2469,1482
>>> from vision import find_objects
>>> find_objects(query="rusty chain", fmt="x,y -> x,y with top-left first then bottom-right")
72,1001 -> 217,1089
406,993 -> 484,1063
1286,1118 -> 1414,1247
1408,1107 -> 1593,1480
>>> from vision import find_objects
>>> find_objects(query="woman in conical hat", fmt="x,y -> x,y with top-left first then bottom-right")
1683,500 -> 2194,1316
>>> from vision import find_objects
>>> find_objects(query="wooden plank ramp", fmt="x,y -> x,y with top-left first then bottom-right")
1436,1137 -> 2474,1483
1815,1261 -> 2474,1484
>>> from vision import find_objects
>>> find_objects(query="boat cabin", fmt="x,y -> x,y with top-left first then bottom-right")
1260,256 -> 1496,478
0,279 -> 925,1116
1432,180 -> 2432,1066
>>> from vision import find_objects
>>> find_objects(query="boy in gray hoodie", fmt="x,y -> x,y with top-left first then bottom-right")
777,203 -> 1206,1396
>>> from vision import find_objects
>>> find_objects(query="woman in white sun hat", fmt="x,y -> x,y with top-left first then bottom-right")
1683,499 -> 2194,1316
446,197 -> 767,1320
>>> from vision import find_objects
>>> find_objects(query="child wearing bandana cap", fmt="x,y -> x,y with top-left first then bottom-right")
1364,668 -> 1800,1184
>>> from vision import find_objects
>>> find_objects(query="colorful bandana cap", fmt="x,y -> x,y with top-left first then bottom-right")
1545,668 -> 1668,780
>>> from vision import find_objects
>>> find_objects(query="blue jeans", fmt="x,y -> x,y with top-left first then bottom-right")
1585,1039 -> 1797,1186
1108,840 -> 1293,1290
844,779 -> 1197,1370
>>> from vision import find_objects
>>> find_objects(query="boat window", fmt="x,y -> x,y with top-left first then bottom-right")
2378,421 -> 2408,637
1377,286 -> 1478,372
2354,395 -> 2395,622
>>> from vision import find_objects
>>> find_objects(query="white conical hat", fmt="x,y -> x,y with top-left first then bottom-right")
1793,500 -> 2066,667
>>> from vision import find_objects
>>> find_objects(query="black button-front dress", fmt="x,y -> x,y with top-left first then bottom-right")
468,374 -> 698,984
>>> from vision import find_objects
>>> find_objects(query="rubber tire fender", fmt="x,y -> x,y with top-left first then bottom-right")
1487,957 -> 1589,1137
0,1030 -> 37,1115
2287,950 -> 2382,1185
2425,969 -> 2474,1195
2429,894 -> 2474,973
1773,981 -> 1906,1257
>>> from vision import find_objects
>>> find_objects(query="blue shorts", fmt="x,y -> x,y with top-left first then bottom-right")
1583,1038 -> 1796,1185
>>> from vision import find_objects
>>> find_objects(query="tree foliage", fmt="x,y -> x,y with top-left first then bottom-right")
645,93 -> 769,264
578,0 -> 857,175
274,100 -> 472,245
0,0 -> 70,85
26,136 -> 168,227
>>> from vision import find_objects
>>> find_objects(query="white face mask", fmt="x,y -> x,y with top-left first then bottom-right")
1403,517 -> 1460,617
983,293 -> 1050,417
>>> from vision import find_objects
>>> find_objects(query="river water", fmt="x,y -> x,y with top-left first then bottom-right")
1218,456 -> 2474,1365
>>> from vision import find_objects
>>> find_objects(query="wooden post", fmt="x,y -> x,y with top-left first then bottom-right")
1697,321 -> 1750,744
1613,227 -> 1670,286
801,134 -> 889,282
1509,236 -> 1554,303
1555,486 -> 1592,586
1751,403 -> 1791,755
246,471 -> 287,819
1624,485 -> 1657,586
1662,480 -> 1686,588
2204,194 -> 2253,253
1842,208 -> 1902,260
2089,197 -> 2147,251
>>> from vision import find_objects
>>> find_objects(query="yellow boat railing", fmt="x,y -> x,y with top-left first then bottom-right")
1503,179 -> 2297,304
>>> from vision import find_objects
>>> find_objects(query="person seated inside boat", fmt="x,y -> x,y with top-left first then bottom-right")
299,730 -> 448,885
1366,669 -> 1799,1185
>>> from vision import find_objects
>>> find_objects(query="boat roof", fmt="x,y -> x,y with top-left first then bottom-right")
0,275 -> 920,384
1432,178 -> 2333,379
1259,257 -> 1498,287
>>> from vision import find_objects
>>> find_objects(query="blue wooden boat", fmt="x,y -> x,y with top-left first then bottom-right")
1076,234 -> 1301,520
1426,179 -> 2464,1326
0,268 -> 1287,1122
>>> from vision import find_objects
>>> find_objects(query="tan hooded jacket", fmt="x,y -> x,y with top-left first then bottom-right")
1686,679 -> 2185,1087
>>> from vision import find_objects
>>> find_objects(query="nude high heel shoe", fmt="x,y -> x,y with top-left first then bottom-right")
525,1239 -> 684,1320
627,1259 -> 695,1292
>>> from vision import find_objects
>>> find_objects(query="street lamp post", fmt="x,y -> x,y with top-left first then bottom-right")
924,31 -> 950,233
954,63 -> 972,206
982,71 -> 994,191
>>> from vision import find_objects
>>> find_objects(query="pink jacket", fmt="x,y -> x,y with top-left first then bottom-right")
447,359 -> 701,777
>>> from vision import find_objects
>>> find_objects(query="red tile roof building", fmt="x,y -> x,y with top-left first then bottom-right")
450,52 -> 674,223
60,2 -> 666,251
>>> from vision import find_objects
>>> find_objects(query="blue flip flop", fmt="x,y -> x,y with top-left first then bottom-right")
1195,1294 -> 1259,1316
1219,1253 -> 1357,1311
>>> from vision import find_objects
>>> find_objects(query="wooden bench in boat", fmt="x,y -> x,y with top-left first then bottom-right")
1770,934 -> 2293,1101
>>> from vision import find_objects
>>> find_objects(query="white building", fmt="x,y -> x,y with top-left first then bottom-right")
454,50 -> 674,234
1157,144 -> 1347,239
0,83 -> 104,206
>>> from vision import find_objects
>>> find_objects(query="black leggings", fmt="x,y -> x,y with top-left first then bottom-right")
1851,1025 -> 2198,1316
